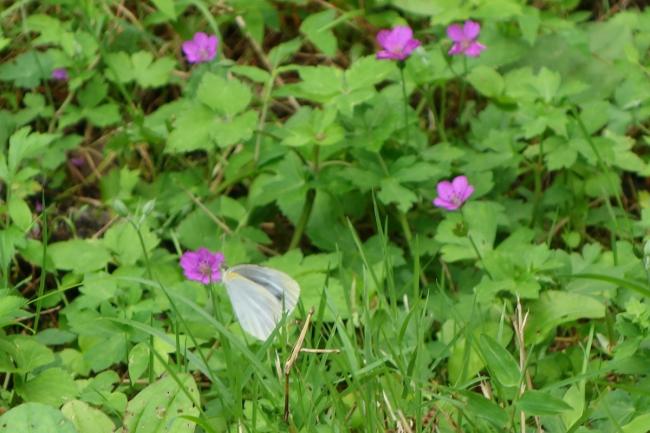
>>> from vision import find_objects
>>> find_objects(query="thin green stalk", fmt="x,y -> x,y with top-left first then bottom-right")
289,146 -> 320,250
399,66 -> 410,146
289,188 -> 316,250
459,56 -> 468,114
33,193 -> 48,333
437,84 -> 448,142
530,139 -> 545,228
461,208 -> 494,280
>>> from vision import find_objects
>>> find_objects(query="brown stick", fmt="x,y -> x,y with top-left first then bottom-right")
283,308 -> 314,422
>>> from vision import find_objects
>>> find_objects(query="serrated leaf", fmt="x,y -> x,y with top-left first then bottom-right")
197,73 -> 251,117
467,66 -> 504,98
300,10 -> 338,56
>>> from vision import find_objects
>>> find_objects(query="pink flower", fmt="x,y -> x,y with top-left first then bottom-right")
447,20 -> 486,57
51,68 -> 69,81
433,175 -> 474,211
180,248 -> 225,284
182,32 -> 218,64
376,26 -> 421,61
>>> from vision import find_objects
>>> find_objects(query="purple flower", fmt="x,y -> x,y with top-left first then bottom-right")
376,26 -> 421,61
447,20 -> 486,57
180,248 -> 225,284
34,201 -> 43,213
433,175 -> 474,211
182,32 -> 218,64
51,68 -> 69,81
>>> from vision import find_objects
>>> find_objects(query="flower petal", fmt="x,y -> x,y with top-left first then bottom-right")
448,42 -> 463,55
436,180 -> 454,200
460,184 -> 475,202
446,24 -> 465,42
193,32 -> 209,45
376,30 -> 393,49
182,41 -> 200,63
433,197 -> 458,211
403,38 -> 421,56
463,20 -> 481,40
452,175 -> 469,194
464,41 -> 486,57
376,50 -> 400,60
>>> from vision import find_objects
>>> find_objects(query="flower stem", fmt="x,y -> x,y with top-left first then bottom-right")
461,208 -> 494,280
459,56 -> 468,116
437,83 -> 448,142
399,66 -> 410,146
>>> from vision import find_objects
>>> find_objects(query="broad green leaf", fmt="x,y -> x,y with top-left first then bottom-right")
16,368 -> 78,406
167,105 -> 215,153
8,197 -> 32,231
622,413 -> 650,433
197,73 -> 251,117
130,51 -> 175,88
103,221 -> 159,266
151,0 -> 177,20
478,334 -> 520,387
463,392 -> 508,428
0,403 -> 78,433
118,374 -> 199,433
517,390 -> 573,416
467,66 -> 504,98
61,400 -> 115,433
561,384 -> 585,430
48,239 -> 112,273
300,9 -> 338,56
525,291 -> 605,344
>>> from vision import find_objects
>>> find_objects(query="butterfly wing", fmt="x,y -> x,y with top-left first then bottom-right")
229,265 -> 300,313
222,266 -> 300,340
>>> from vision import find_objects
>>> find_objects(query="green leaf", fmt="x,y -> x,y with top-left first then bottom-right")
467,66 -> 504,98
211,110 -> 257,147
463,392 -> 508,428
8,197 -> 32,231
622,413 -> 650,433
377,178 -> 417,213
0,403 -> 78,433
300,9 -> 338,56
118,374 -> 199,433
561,384 -> 585,430
61,400 -> 115,433
131,51 -> 175,88
525,291 -> 605,344
103,221 -> 159,266
151,0 -> 177,20
517,390 -> 573,416
48,239 -> 112,273
104,52 -> 135,83
16,368 -> 79,406
478,334 -> 520,387
197,73 -> 252,117
167,104 -> 215,153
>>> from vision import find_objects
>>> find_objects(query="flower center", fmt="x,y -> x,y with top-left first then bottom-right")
199,48 -> 209,60
198,260 -> 212,278
450,193 -> 462,206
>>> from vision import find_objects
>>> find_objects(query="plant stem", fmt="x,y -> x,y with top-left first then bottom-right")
289,146 -> 319,250
399,66 -> 410,146
461,208 -> 494,280
459,56 -> 468,116
289,188 -> 316,250
437,84 -> 448,142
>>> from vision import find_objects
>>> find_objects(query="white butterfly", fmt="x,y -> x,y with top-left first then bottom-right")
222,265 -> 301,340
